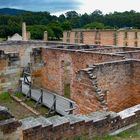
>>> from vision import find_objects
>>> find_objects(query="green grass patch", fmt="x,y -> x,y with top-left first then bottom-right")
0,92 -> 35,119
0,92 -> 11,101
14,92 -> 25,99
75,123 -> 140,140
25,99 -> 49,115
15,93 -> 49,116
64,83 -> 70,98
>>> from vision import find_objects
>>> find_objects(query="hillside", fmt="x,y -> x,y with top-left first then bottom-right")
0,8 -> 29,15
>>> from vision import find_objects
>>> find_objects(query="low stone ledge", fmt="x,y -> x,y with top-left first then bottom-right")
0,118 -> 21,134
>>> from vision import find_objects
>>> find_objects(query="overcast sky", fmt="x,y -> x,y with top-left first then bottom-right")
0,0 -> 140,15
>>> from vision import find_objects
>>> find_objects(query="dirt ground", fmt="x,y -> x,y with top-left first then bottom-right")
0,93 -> 35,119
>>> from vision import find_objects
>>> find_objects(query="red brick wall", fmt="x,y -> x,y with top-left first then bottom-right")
83,31 -> 96,45
100,31 -> 115,46
74,60 -> 140,114
63,30 -> 140,47
41,48 -> 124,97
131,61 -> 140,104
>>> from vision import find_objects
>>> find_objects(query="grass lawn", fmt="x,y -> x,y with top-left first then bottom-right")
0,92 -> 35,119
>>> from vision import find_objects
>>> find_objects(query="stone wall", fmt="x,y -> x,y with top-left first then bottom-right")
1,104 -> 140,140
20,104 -> 140,140
84,47 -> 140,54
75,60 -> 140,114
0,106 -> 21,140
41,48 -> 124,96
0,51 -> 20,93
131,61 -> 140,105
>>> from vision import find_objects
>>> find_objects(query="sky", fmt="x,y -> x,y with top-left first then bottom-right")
0,0 -> 140,15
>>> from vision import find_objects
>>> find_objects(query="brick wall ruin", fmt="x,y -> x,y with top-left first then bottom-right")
63,29 -> 140,47
20,104 -> 140,140
0,106 -> 21,140
76,60 -> 140,114
0,51 -> 20,93
41,48 -> 124,96
1,104 -> 140,140
30,46 -> 140,115
1,41 -> 140,139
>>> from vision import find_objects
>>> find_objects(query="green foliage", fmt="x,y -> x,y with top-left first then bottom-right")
0,92 -> 10,101
84,22 -> 105,29
61,20 -> 72,30
27,25 -> 48,39
0,9 -> 140,39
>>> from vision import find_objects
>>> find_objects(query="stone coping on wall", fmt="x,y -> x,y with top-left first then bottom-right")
0,40 -> 75,46
69,28 -> 140,32
20,104 -> 140,140
81,59 -> 140,72
84,46 -> 140,52
43,47 -> 125,58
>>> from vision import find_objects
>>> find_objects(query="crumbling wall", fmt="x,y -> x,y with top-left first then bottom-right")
31,48 -> 43,88
0,106 -> 21,140
85,47 -> 140,54
41,48 -> 124,96
20,104 -> 140,140
74,60 -> 140,114
117,51 -> 140,59
0,51 -> 20,93
131,61 -> 140,105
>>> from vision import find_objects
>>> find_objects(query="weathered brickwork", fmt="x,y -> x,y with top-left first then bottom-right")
29,46 -> 140,115
76,60 -> 140,114
20,104 -> 140,140
0,51 -> 20,93
2,104 -> 140,140
0,106 -> 21,140
41,48 -> 124,96
63,29 -> 140,47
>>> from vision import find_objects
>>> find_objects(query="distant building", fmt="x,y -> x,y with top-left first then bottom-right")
63,29 -> 140,47
8,33 -> 22,41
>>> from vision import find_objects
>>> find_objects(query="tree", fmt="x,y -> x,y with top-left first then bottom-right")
65,11 -> 79,19
61,21 -> 72,30
84,22 -> 105,29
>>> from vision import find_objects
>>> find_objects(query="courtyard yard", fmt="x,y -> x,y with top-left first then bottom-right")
0,92 -> 35,119
0,92 -> 49,119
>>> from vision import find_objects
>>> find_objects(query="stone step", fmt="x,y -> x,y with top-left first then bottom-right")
92,81 -> 98,85
21,117 -> 42,130
91,75 -> 97,79
100,100 -> 107,105
35,116 -> 53,127
76,115 -> 93,123
65,114 -> 84,124
96,91 -> 102,95
103,107 -> 108,111
93,86 -> 98,90
96,88 -> 101,92
97,97 -> 104,102
89,73 -> 93,77
47,115 -> 69,127
87,112 -> 110,122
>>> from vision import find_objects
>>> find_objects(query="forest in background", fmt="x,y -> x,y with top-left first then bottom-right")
0,8 -> 140,40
